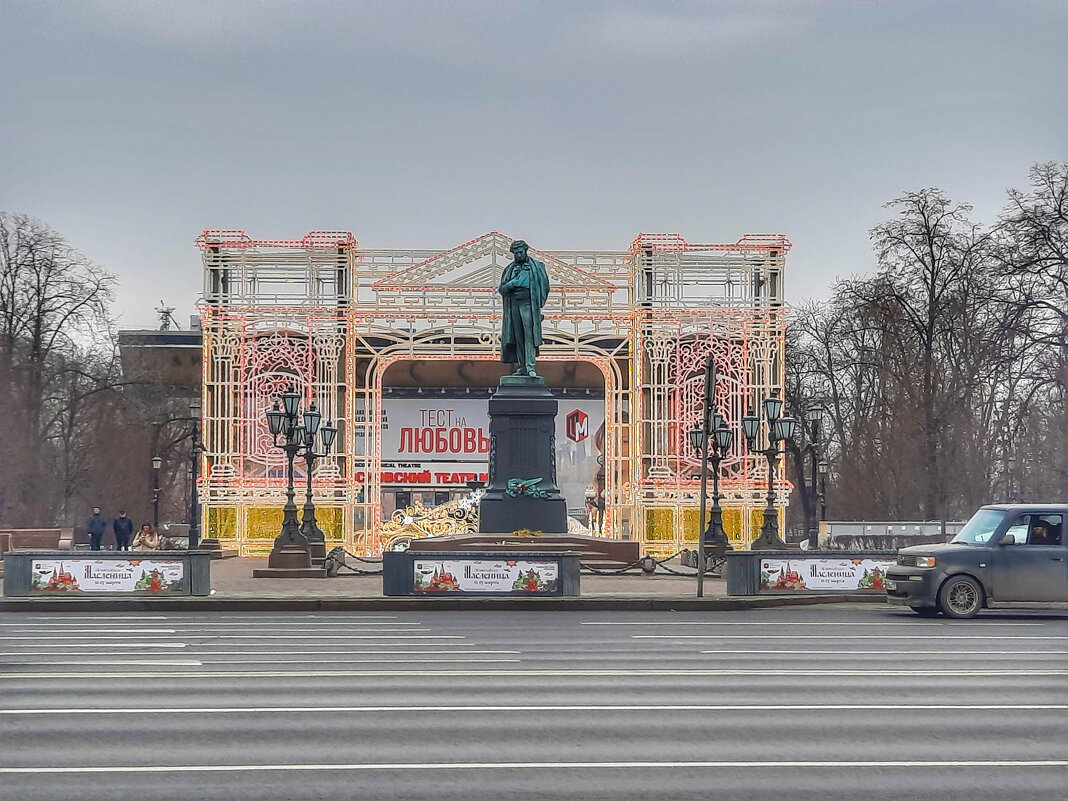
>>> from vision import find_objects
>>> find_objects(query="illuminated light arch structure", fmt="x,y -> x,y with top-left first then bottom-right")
196,229 -> 789,555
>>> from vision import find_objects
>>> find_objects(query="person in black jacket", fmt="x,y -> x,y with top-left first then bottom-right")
87,507 -> 108,551
113,510 -> 134,551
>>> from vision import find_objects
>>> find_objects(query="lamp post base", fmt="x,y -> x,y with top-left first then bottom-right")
253,541 -> 327,578
307,540 -> 327,565
302,515 -> 327,565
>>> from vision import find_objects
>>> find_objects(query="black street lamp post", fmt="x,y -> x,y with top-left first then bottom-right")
817,459 -> 828,523
803,404 -> 824,550
151,455 -> 162,530
264,388 -> 337,570
743,393 -> 798,550
298,401 -> 337,562
687,356 -> 734,596
188,399 -> 203,550
689,418 -> 734,596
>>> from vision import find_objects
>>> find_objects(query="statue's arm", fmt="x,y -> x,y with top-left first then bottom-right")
499,265 -> 516,294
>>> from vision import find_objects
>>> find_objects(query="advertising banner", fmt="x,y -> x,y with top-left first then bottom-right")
759,557 -> 894,592
412,558 -> 559,594
29,558 -> 186,594
358,397 -> 605,510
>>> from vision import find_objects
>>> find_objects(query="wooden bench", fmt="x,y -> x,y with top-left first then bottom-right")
5,529 -> 69,550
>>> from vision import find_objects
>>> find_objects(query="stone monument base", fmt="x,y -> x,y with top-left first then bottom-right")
478,375 -> 568,535
478,495 -> 568,538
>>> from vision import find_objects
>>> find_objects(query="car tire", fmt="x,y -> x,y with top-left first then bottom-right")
911,606 -> 939,617
938,575 -> 983,619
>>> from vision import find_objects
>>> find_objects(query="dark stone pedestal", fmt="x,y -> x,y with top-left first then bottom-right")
479,376 -> 568,534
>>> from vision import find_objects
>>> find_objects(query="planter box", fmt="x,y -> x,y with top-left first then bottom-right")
384,550 -> 581,597
726,550 -> 897,596
3,550 -> 212,597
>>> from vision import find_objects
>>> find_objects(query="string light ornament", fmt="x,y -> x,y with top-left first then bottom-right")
197,228 -> 790,555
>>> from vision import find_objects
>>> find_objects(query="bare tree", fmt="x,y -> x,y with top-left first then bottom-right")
788,180 -> 1050,522
0,213 -> 118,525
994,162 -> 1068,498
846,190 -> 1004,520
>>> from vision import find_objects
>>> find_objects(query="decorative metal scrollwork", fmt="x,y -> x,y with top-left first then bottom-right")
378,492 -> 482,543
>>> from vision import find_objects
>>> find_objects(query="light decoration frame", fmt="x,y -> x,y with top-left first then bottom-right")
196,228 -> 790,555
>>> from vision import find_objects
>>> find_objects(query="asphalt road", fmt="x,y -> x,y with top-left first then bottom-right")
1,605 -> 1066,800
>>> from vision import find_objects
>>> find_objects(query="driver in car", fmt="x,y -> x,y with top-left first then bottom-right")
1030,522 -> 1057,546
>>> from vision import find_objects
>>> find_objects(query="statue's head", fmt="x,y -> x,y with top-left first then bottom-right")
510,240 -> 529,262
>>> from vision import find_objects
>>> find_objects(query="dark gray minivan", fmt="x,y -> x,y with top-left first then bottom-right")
886,504 -> 1067,618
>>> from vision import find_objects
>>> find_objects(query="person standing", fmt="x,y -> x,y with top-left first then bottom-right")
133,523 -> 161,550
113,510 -> 134,551
87,506 -> 108,551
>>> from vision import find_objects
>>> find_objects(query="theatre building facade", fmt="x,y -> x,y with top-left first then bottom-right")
195,229 -> 789,555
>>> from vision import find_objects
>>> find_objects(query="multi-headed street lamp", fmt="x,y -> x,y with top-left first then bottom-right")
151,455 -> 162,529
743,392 -> 798,550
299,400 -> 337,561
188,399 -> 203,550
264,388 -> 337,568
688,414 -> 734,597
803,404 -> 825,550
686,355 -> 735,597
817,458 -> 829,524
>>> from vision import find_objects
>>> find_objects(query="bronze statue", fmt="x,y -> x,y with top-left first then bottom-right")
498,240 -> 549,377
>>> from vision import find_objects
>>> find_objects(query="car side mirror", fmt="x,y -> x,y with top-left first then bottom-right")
999,534 -> 1015,546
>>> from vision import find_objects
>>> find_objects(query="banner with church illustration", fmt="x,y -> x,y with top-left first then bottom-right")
29,558 -> 186,594
412,558 -> 559,594
759,557 -> 895,592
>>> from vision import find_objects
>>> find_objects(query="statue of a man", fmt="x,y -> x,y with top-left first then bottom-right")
498,240 -> 550,377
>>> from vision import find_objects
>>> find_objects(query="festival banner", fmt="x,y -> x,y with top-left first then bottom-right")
357,397 -> 605,509
759,557 -> 895,592
30,558 -> 186,594
412,558 -> 559,594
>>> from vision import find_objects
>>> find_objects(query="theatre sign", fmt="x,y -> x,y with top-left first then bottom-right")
357,397 -> 605,507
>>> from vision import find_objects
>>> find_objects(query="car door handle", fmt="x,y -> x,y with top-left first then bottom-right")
1052,557 -> 1064,562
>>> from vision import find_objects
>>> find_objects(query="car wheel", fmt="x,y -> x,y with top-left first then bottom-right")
938,575 -> 983,619
911,606 -> 939,617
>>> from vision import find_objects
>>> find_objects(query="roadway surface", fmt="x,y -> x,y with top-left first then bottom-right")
1,605 -> 1066,800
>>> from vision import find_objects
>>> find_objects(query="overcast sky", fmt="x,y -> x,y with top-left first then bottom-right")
2,0 -> 1065,329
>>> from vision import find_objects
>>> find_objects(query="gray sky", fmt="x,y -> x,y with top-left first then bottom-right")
2,0 -> 1065,329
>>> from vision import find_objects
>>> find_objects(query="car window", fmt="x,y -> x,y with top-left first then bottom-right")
1027,514 -> 1063,546
1002,516 -> 1030,546
952,509 -> 1007,545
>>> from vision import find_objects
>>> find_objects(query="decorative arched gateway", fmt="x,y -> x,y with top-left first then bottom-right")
196,230 -> 789,556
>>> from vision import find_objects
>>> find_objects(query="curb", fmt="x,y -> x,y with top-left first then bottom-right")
0,594 -> 886,613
